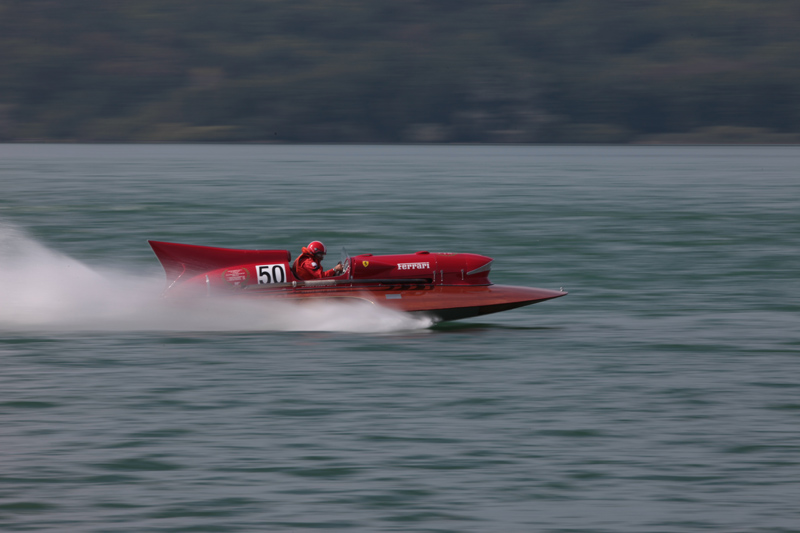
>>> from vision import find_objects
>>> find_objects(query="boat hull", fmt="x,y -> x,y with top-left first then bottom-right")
237,283 -> 567,322
148,240 -> 567,322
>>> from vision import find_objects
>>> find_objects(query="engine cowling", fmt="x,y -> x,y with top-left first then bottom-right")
350,252 -> 492,286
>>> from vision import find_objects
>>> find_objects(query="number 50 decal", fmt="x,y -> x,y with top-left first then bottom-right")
256,264 -> 287,284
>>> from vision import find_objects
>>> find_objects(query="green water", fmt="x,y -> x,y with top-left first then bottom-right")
1,144 -> 799,531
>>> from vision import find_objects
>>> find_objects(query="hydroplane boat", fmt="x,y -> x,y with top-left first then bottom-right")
149,241 -> 566,322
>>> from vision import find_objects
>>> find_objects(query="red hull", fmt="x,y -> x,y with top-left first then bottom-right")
235,282 -> 566,321
149,241 -> 566,322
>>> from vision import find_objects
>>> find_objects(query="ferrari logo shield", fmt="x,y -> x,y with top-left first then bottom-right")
362,261 -> 369,268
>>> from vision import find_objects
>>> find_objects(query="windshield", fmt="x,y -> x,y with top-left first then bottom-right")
339,247 -> 351,276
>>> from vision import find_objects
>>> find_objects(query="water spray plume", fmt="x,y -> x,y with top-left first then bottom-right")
0,225 -> 432,334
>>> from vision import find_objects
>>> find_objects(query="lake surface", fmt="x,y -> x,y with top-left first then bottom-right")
1,144 -> 799,532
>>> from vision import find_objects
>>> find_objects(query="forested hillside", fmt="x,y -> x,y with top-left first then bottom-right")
1,0 -> 799,143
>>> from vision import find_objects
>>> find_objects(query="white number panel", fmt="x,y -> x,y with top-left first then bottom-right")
256,264 -> 287,284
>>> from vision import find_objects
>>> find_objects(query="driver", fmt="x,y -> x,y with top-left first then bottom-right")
293,241 -> 343,280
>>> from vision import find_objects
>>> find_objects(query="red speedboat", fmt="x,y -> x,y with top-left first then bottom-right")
149,241 -> 566,322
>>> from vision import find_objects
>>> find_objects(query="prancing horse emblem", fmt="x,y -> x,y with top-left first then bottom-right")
362,261 -> 370,268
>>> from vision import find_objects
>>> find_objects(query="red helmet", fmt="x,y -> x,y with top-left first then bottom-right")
307,241 -> 326,257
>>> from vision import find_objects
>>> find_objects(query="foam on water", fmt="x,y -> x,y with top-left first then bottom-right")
0,224 -> 433,334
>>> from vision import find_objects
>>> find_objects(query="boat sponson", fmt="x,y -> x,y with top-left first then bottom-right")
372,284 -> 567,320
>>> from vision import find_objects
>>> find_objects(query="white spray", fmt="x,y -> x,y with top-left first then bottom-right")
0,225 -> 433,333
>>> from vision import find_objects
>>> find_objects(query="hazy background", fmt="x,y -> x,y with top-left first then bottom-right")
1,0 -> 799,144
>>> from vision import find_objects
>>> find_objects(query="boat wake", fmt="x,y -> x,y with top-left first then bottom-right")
0,225 -> 433,334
